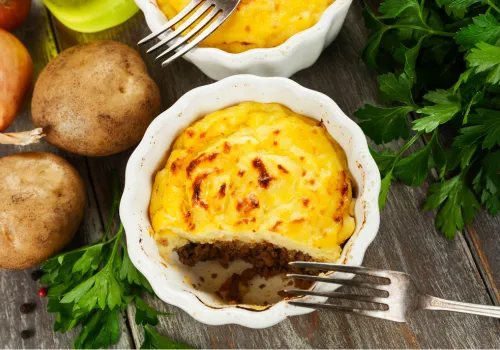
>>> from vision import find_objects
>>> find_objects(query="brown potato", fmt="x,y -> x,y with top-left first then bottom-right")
0,153 -> 85,269
32,40 -> 161,156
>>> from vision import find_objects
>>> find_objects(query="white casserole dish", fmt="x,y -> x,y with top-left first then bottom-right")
134,0 -> 354,80
120,75 -> 380,328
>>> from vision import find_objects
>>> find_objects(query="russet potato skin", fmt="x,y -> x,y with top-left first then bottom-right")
32,40 -> 161,157
0,153 -> 85,269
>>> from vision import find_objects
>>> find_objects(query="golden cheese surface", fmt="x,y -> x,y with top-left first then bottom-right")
157,0 -> 334,53
150,102 -> 355,261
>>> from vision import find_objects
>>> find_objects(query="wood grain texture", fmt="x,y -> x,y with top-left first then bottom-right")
48,0 -> 500,348
466,216 -> 500,305
0,2 -> 133,348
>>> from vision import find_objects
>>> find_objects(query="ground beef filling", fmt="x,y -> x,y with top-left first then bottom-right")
176,241 -> 315,276
176,241 -> 316,303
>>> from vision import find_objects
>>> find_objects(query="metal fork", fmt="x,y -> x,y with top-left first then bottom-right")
138,0 -> 240,66
286,262 -> 500,321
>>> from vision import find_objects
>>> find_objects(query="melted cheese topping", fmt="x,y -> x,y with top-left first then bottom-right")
157,0 -> 334,53
150,102 -> 355,262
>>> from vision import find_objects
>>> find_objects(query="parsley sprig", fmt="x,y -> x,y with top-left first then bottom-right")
357,0 -> 500,238
40,175 -> 194,349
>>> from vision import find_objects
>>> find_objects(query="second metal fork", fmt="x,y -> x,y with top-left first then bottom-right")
139,0 -> 240,66
286,262 -> 500,322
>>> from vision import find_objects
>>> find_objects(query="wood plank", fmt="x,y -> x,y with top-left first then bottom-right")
466,216 -> 500,305
49,0 -> 500,348
0,2 -> 134,348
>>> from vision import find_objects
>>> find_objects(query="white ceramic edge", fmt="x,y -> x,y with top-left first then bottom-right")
134,0 -> 354,80
120,75 -> 381,328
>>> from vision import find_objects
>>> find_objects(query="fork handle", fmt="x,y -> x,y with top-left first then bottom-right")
422,295 -> 500,318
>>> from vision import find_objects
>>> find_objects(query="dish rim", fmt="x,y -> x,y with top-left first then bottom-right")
134,0 -> 354,79
120,75 -> 381,328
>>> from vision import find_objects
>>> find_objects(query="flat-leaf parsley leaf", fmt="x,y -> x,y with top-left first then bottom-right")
40,175 -> 195,349
357,0 -> 500,238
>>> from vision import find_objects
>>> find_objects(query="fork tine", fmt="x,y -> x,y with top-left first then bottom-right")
284,289 -> 388,305
160,11 -> 228,66
156,7 -> 219,60
288,302 -> 392,321
138,0 -> 203,45
289,262 -> 392,279
286,274 -> 387,290
147,1 -> 213,54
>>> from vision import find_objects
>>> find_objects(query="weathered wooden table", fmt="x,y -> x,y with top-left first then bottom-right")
2,0 -> 500,348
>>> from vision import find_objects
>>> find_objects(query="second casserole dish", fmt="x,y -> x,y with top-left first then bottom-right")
135,0 -> 354,79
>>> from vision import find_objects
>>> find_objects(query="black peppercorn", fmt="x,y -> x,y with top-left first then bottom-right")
30,270 -> 43,281
20,303 -> 35,314
20,330 -> 33,339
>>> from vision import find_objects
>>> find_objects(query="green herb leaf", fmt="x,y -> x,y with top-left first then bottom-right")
141,326 -> 195,349
379,170 -> 394,209
362,28 -> 389,69
394,137 -> 433,186
92,308 -> 121,349
393,7 -> 438,41
424,174 -> 480,239
73,311 -> 102,349
41,251 -> 85,285
455,109 -> 500,148
431,137 -> 448,179
460,144 -> 478,170
60,256 -> 125,311
135,297 -> 171,327
467,42 -> 500,84
369,147 -> 397,175
414,90 -> 462,132
47,299 -> 84,333
355,105 -> 413,143
473,150 -> 500,215
463,90 -> 484,123
453,68 -> 474,93
362,7 -> 384,31
40,173 -> 194,350
72,244 -> 105,275
120,247 -> 153,294
378,73 -> 415,105
404,37 -> 425,83
436,0 -> 484,18
358,0 -> 500,239
422,89 -> 460,105
378,0 -> 419,18
73,308 -> 120,349
456,14 -> 500,48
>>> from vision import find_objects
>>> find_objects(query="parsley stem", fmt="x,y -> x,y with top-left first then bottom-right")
388,25 -> 455,38
46,233 -> 119,266
395,131 -> 425,159
107,224 -> 124,265
416,1 -> 433,31
385,131 -> 425,177
487,0 -> 500,14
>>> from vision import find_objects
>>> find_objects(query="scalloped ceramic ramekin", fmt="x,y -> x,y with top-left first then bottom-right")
120,75 -> 380,328
135,0 -> 354,80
